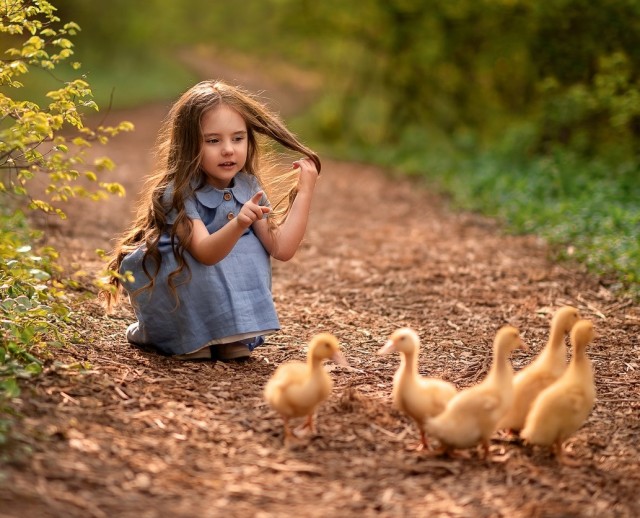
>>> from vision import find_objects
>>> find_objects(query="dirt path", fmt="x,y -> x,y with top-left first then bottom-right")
1,56 -> 639,518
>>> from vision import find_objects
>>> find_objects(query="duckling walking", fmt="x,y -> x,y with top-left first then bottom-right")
498,306 -> 580,433
378,328 -> 457,451
520,320 -> 596,466
425,326 -> 527,459
264,333 -> 347,443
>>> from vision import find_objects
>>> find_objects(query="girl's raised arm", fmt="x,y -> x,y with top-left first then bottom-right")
253,158 -> 319,261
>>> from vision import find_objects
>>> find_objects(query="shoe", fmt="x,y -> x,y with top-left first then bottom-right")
212,342 -> 251,361
175,347 -> 214,361
126,322 -> 142,344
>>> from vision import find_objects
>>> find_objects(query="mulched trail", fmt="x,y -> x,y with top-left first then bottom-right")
1,63 -> 640,517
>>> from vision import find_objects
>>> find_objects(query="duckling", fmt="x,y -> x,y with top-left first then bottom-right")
425,326 -> 526,458
520,319 -> 596,465
498,306 -> 580,433
264,333 -> 347,442
377,328 -> 457,451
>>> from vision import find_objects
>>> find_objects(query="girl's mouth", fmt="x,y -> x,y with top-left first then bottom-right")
219,162 -> 235,168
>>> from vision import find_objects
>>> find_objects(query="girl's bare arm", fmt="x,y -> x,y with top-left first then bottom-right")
177,191 -> 269,266
253,159 -> 319,261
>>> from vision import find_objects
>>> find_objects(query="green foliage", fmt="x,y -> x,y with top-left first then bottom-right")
442,150 -> 640,295
1,0 -> 133,218
0,1 -> 131,444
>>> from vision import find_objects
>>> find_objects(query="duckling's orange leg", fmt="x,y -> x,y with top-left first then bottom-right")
294,414 -> 316,437
283,417 -> 293,441
294,414 -> 315,437
480,439 -> 491,460
415,430 -> 429,451
304,414 -> 315,432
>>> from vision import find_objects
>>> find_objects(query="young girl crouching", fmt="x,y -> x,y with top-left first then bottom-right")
104,80 -> 320,361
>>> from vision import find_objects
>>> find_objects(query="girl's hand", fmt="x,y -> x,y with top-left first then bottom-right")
293,158 -> 319,195
236,191 -> 270,229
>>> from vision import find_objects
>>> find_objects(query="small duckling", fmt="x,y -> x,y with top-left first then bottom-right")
377,328 -> 457,451
520,319 -> 596,466
264,333 -> 347,442
498,305 -> 580,433
425,326 -> 526,459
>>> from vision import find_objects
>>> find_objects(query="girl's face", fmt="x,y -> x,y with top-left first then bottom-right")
199,104 -> 248,189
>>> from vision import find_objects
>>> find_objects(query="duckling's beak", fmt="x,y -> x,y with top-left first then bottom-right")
332,350 -> 349,367
377,340 -> 396,355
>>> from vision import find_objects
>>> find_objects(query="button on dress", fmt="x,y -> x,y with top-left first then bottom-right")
120,172 -> 279,356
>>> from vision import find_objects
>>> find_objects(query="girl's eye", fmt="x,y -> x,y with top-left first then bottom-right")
205,138 -> 219,144
233,135 -> 245,142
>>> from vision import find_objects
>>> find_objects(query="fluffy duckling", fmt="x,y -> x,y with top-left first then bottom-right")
498,306 -> 580,433
520,319 -> 596,465
425,326 -> 526,458
377,328 -> 457,451
264,333 -> 347,442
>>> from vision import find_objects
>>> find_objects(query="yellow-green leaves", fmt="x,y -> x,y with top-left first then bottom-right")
1,1 -> 134,425
1,1 -> 134,222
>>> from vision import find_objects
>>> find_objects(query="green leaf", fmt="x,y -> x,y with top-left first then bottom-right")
1,379 -> 20,399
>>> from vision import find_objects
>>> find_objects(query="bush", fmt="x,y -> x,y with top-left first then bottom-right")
0,0 -> 131,444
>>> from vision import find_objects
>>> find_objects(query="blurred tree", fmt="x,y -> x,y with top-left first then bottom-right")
44,0 -> 640,158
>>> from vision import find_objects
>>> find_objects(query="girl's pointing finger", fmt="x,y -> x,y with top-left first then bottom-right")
251,190 -> 264,204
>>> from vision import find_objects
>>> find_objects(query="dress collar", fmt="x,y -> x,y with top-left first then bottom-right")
194,172 -> 255,208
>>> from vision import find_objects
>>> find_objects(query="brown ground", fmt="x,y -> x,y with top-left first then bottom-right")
1,52 -> 639,518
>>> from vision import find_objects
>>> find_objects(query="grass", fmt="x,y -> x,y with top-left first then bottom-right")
438,152 -> 640,298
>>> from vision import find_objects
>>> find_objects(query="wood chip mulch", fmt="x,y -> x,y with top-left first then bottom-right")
1,120 -> 639,517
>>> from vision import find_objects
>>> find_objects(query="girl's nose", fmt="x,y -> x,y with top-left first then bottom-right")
221,140 -> 233,155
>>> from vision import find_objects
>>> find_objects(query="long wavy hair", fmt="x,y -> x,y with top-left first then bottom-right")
103,80 -> 321,311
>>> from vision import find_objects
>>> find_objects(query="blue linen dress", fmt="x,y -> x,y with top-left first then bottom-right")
120,172 -> 280,356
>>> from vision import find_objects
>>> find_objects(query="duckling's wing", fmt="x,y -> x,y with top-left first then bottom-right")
414,378 -> 458,413
452,385 -> 501,412
264,362 -> 308,413
521,382 -> 592,445
541,386 -> 593,429
425,401 -> 483,448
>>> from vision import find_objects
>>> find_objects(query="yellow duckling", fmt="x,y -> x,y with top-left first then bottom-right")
264,333 -> 347,442
498,305 -> 580,433
520,319 -> 596,465
425,326 -> 526,458
377,328 -> 457,451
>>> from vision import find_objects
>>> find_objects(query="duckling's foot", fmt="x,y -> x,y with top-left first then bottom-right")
406,442 -> 426,452
495,429 -> 522,443
554,444 -> 582,467
293,415 -> 316,438
292,426 -> 313,438
424,445 -> 470,459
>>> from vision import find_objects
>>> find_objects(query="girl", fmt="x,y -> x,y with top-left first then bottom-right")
104,80 -> 320,361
